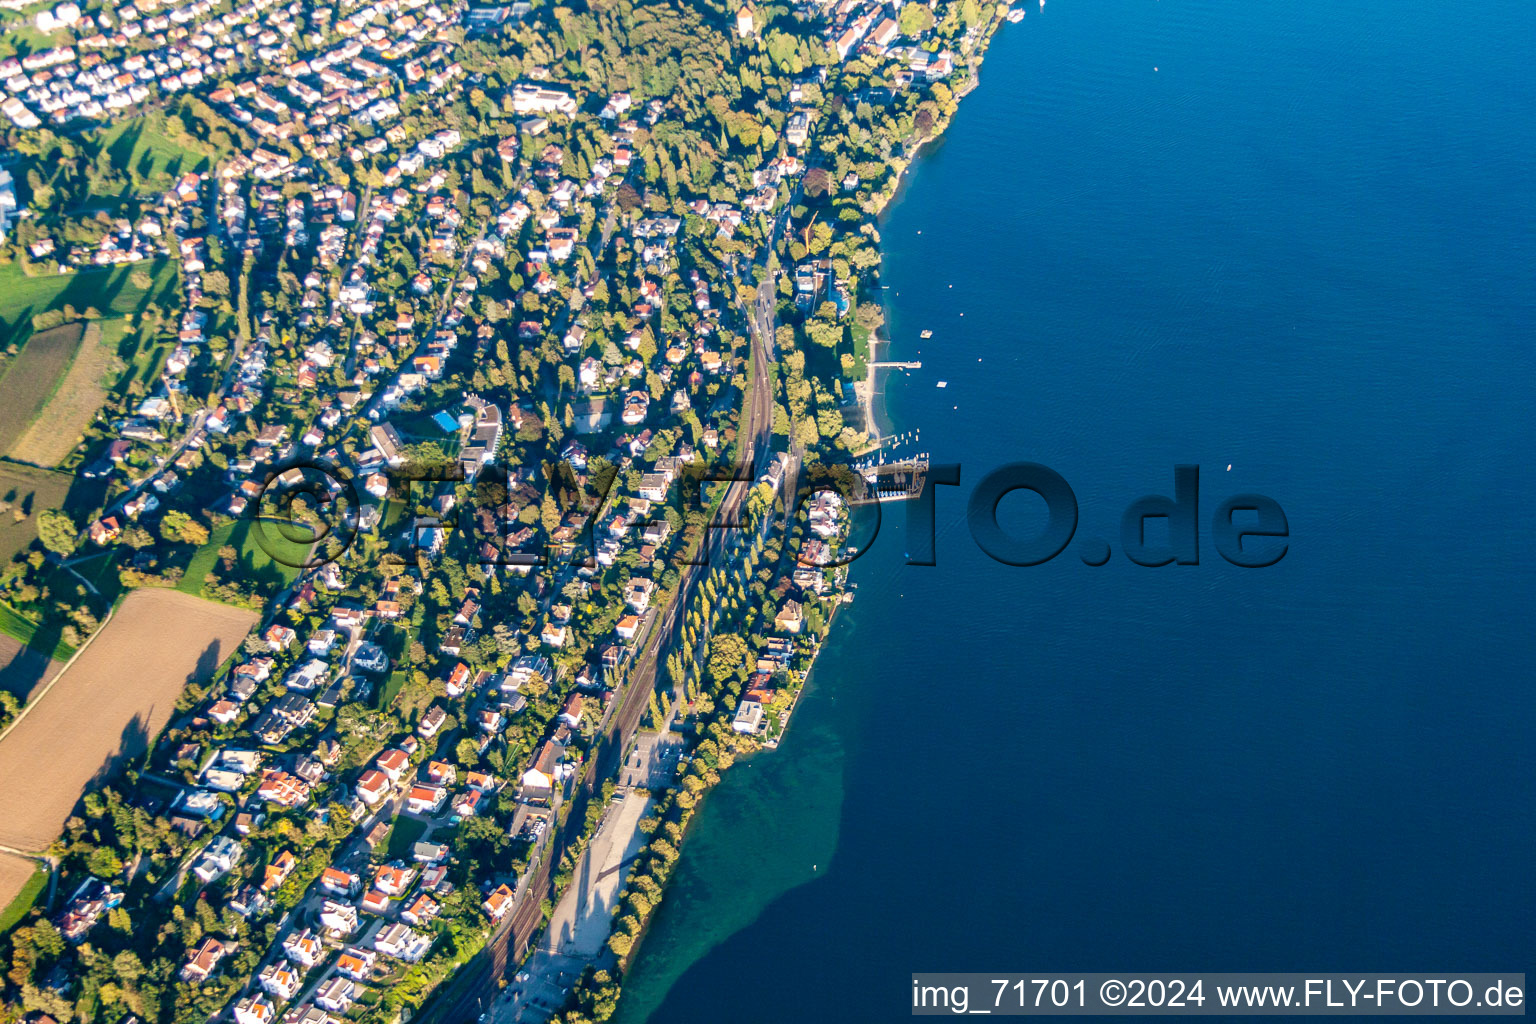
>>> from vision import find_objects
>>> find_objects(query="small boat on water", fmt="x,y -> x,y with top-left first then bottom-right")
1007,7 -> 1025,21
936,381 -> 948,389
920,329 -> 933,338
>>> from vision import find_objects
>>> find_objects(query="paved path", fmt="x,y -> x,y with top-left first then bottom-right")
540,790 -> 652,958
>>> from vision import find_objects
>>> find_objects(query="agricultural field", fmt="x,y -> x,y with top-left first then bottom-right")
0,632 -> 62,705
0,258 -> 177,352
0,589 -> 256,852
0,856 -> 44,934
0,461 -> 76,564
8,323 -> 117,467
0,323 -> 84,454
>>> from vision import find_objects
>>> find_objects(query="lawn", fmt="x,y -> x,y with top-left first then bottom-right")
0,258 -> 178,352
179,518 -> 306,598
178,522 -> 234,595
0,13 -> 67,62
92,116 -> 220,195
0,602 -> 76,661
850,321 -> 873,377
374,625 -> 410,709
377,668 -> 408,710
54,549 -> 122,605
0,861 -> 46,934
0,323 -> 83,455
385,815 -> 429,860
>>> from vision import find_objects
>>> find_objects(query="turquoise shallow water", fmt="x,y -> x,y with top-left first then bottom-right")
616,0 -> 1536,1019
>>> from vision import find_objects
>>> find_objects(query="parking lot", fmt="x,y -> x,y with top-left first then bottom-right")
620,731 -> 683,789
486,790 -> 653,1023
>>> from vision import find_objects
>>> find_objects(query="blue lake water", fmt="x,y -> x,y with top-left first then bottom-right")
616,0 -> 1536,1019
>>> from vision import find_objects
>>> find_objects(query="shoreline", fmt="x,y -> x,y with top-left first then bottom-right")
856,49 -> 990,446
606,10 -> 1009,1011
544,12 -> 1014,1022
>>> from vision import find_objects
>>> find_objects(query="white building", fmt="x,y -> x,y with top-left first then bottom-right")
0,170 -> 16,245
372,923 -> 432,962
733,699 -> 764,734
192,836 -> 243,882
320,899 -> 359,936
511,82 -> 576,116
34,2 -> 82,31
234,994 -> 277,1024
259,963 -> 302,1001
313,977 -> 356,1013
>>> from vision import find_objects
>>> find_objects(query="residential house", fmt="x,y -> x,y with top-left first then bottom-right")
181,936 -> 236,982
451,787 -> 485,817
283,929 -> 322,968
559,694 -> 583,728
401,893 -> 439,926
258,963 -> 302,1001
372,923 -> 432,962
482,883 -> 514,921
374,863 -> 416,896
376,748 -> 410,781
335,947 -> 375,982
625,577 -> 655,611
406,784 -> 446,815
256,769 -> 311,808
518,741 -> 565,804
733,699 -> 765,734
234,994 -> 277,1024
262,850 -> 297,891
319,899 -> 359,936
192,836 -> 242,883
355,769 -> 390,805
775,600 -> 804,634
282,1005 -> 335,1024
313,977 -> 356,1014
359,889 -> 391,915
418,705 -> 447,738
321,868 -> 360,897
